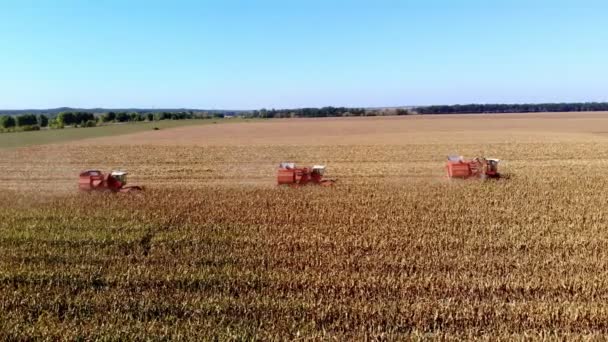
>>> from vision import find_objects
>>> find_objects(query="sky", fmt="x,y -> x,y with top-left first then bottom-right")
0,0 -> 607,109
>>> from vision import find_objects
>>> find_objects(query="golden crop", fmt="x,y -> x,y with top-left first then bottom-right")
2,114 -> 608,339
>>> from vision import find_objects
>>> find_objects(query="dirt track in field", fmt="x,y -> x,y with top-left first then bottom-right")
69,112 -> 608,146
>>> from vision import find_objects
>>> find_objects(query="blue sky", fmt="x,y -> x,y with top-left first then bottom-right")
0,0 -> 606,109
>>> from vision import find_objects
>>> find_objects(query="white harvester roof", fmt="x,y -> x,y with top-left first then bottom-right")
447,155 -> 463,162
280,162 -> 296,169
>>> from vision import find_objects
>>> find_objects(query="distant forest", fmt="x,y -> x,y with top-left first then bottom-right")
246,102 -> 608,117
414,102 -> 608,114
246,107 -> 408,118
0,110 -> 228,133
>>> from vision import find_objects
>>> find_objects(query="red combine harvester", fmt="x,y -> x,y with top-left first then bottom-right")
446,156 -> 500,179
277,162 -> 335,187
78,170 -> 143,193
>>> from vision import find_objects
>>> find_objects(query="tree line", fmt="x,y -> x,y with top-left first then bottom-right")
0,110 -> 227,132
414,102 -> 608,114
0,114 -> 49,132
245,107 -> 410,118
245,102 -> 608,117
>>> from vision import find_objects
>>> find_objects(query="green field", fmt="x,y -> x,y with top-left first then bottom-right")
0,119 -> 248,149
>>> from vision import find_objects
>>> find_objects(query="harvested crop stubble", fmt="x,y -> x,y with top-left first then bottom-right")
3,113 -> 608,339
2,169 -> 608,339
2,141 -> 608,192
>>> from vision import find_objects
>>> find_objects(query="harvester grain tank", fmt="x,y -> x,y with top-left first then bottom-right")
78,170 -> 143,192
446,156 -> 500,179
277,162 -> 335,186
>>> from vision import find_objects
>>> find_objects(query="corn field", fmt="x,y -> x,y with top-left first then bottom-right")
2,114 -> 608,339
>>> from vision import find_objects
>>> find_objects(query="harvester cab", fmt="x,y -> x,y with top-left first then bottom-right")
446,155 -> 500,179
110,170 -> 128,186
312,165 -> 326,175
277,162 -> 335,187
485,158 -> 500,177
